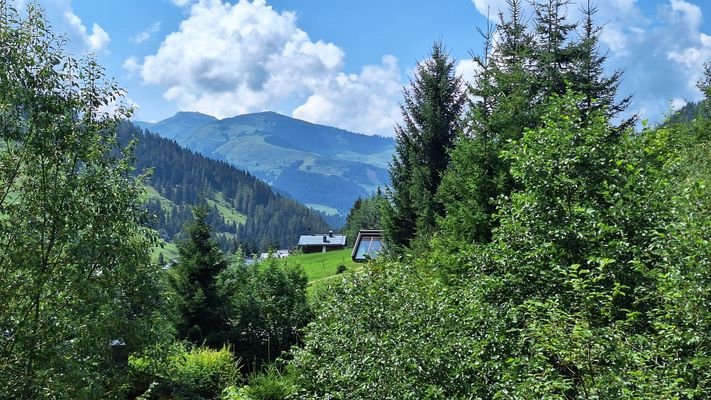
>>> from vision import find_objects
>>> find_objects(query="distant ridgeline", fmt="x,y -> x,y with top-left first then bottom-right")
134,111 -> 395,225
117,122 -> 331,253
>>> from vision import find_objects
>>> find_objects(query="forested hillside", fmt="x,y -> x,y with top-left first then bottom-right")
135,111 -> 394,221
118,122 -> 330,252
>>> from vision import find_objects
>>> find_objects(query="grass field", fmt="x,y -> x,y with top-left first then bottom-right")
151,239 -> 179,265
150,245 -> 365,295
278,248 -> 364,294
280,248 -> 358,281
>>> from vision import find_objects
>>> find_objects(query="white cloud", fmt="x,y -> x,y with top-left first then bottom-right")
455,58 -> 480,87
122,56 -> 141,75
670,97 -> 688,111
132,22 -> 161,44
64,11 -> 110,52
98,95 -> 138,119
670,0 -> 702,29
132,0 -> 402,135
471,0 -> 509,20
293,55 -> 402,135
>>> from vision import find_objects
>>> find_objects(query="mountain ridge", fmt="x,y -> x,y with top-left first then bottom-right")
119,122 -> 331,253
134,111 -> 395,222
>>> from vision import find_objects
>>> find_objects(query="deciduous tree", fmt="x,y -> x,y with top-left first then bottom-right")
0,3 -> 165,398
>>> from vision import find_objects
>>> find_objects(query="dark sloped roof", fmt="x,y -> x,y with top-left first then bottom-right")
298,234 -> 347,246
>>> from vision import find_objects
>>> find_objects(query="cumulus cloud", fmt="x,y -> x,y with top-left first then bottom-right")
472,0 -> 509,19
132,21 -> 161,44
455,58 -> 480,86
293,56 -> 402,135
130,0 -> 402,135
670,97 -> 688,111
64,11 -> 110,52
122,56 -> 141,75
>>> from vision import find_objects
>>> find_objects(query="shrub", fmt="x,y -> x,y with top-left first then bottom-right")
129,342 -> 240,399
221,366 -> 296,400
244,366 -> 296,400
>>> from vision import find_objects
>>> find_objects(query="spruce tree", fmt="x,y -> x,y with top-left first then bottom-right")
572,0 -> 636,130
170,203 -> 228,346
438,0 -> 535,247
437,0 -> 634,251
384,42 -> 465,250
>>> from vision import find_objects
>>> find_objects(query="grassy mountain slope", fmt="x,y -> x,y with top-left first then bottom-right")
120,122 -> 331,253
135,111 -> 395,220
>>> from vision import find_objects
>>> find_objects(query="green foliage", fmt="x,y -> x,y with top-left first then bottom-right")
336,264 -> 347,274
0,3 -> 167,398
291,91 -> 711,397
437,0 -> 633,253
169,204 -> 229,347
129,342 -> 240,400
291,263 -> 506,399
342,189 -> 386,241
384,42 -> 466,252
241,366 -> 297,400
119,123 -> 331,252
217,258 -> 311,371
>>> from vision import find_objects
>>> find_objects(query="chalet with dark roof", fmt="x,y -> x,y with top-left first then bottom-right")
298,231 -> 347,253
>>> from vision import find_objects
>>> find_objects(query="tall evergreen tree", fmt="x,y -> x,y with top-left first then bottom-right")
572,0 -> 635,130
170,203 -> 228,347
530,0 -> 578,99
438,0 -> 535,248
385,42 -> 465,250
437,0 -> 634,252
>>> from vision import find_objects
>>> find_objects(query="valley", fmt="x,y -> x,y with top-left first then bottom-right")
135,111 -> 394,223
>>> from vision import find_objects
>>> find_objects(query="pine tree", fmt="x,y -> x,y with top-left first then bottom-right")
170,203 -> 229,346
437,0 -> 634,252
438,0 -> 534,247
572,0 -> 635,130
385,42 -> 465,251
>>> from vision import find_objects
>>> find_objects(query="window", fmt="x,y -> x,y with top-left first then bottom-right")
352,231 -> 385,262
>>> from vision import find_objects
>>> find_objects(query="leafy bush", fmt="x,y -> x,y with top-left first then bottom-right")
290,93 -> 711,398
221,366 -> 296,400
217,258 -> 311,371
129,342 -> 240,399
290,263 -> 501,399
247,366 -> 297,400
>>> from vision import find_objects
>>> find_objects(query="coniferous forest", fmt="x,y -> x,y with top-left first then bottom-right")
1,1 -> 710,399
118,122 -> 331,253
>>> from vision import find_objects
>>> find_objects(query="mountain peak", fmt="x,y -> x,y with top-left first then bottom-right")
169,111 -> 218,122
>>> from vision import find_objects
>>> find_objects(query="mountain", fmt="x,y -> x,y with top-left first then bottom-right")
135,112 -> 395,222
118,122 -> 331,254
136,111 -> 218,140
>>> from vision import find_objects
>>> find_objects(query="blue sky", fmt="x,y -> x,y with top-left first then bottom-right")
30,0 -> 711,135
